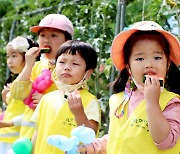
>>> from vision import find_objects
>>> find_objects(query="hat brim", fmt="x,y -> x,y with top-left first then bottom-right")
30,25 -> 58,33
111,29 -> 180,71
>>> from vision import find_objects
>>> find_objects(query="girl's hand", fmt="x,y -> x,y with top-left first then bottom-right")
0,121 -> 14,128
144,75 -> 160,105
0,121 -> 6,128
78,145 -> 87,154
32,93 -> 43,107
67,90 -> 84,116
16,47 -> 40,82
1,83 -> 11,104
25,47 -> 40,68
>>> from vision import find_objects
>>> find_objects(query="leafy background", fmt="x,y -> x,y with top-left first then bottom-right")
0,0 -> 179,136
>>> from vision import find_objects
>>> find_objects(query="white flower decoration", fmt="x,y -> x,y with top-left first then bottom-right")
11,36 -> 29,53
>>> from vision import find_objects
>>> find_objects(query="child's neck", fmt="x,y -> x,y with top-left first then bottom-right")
134,88 -> 143,94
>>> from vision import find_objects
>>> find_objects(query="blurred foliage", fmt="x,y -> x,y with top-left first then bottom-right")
0,0 -> 179,136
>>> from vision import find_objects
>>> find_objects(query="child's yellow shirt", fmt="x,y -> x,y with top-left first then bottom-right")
33,89 -> 101,154
107,89 -> 180,154
0,94 -> 25,143
10,60 -> 57,139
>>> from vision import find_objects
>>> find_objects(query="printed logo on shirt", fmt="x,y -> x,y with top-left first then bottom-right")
63,118 -> 76,126
130,118 -> 149,132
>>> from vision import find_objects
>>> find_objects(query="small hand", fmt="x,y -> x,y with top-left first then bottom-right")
32,93 -> 43,107
0,121 -> 14,128
144,75 -> 160,105
0,121 -> 5,128
25,47 -> 40,68
1,83 -> 11,103
78,145 -> 87,154
67,90 -> 84,116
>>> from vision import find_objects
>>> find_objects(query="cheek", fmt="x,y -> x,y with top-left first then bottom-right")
160,66 -> 168,77
20,61 -> 25,68
56,63 -> 64,73
56,36 -> 66,44
52,43 -> 63,52
55,66 -> 61,75
55,40 -> 65,48
79,70 -> 87,80
129,63 -> 139,74
38,40 -> 44,47
16,62 -> 23,70
19,57 -> 25,64
55,70 -> 61,81
159,60 -> 168,75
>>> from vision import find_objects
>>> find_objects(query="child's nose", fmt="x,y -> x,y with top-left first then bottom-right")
145,60 -> 154,68
7,58 -> 12,64
44,37 -> 50,44
64,65 -> 70,71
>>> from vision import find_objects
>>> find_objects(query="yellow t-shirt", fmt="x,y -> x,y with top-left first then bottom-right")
10,60 -> 57,139
33,89 -> 101,154
107,90 -> 180,154
0,93 -> 25,143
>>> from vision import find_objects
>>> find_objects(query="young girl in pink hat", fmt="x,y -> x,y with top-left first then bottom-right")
10,14 -> 74,141
78,21 -> 180,154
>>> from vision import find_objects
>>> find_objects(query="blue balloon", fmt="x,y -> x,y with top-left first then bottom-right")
47,125 -> 95,154
79,127 -> 95,144
47,135 -> 77,151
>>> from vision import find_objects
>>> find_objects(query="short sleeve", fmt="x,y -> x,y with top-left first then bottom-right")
84,99 -> 101,123
12,114 -> 24,126
10,80 -> 32,101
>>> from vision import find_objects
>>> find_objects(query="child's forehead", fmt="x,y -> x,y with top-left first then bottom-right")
58,52 -> 83,60
132,39 -> 163,48
39,27 -> 61,33
133,38 -> 161,45
60,52 -> 80,56
6,45 -> 17,52
6,45 -> 13,50
6,49 -> 21,55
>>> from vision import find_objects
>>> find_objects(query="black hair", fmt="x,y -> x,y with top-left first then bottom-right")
55,40 -> 97,71
26,38 -> 39,49
26,38 -> 39,60
112,68 -> 129,93
4,73 -> 18,86
166,62 -> 180,94
112,31 -> 180,94
63,31 -> 72,40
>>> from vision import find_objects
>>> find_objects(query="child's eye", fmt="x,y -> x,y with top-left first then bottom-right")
135,57 -> 144,61
51,34 -> 57,37
39,34 -> 45,37
59,61 -> 64,64
73,63 -> 80,66
154,56 -> 162,60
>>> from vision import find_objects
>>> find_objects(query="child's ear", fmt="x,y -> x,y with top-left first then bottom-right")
167,60 -> 171,70
126,65 -> 132,75
85,69 -> 93,79
166,60 -> 171,74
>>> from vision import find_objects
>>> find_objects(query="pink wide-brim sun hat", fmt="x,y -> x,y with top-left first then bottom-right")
30,14 -> 74,37
111,21 -> 180,71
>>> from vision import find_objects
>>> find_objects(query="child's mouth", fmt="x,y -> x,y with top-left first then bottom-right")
144,72 -> 156,76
